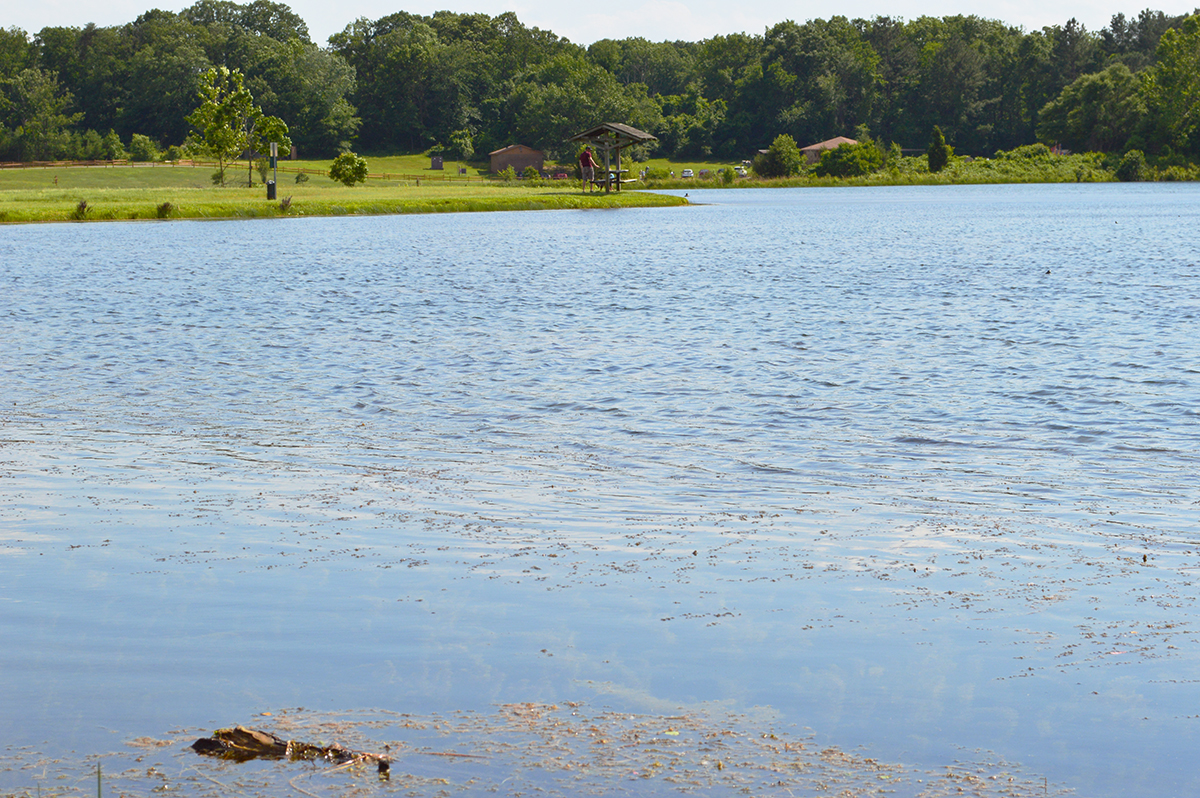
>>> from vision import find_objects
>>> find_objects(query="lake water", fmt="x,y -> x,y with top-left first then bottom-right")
2,183 -> 1199,796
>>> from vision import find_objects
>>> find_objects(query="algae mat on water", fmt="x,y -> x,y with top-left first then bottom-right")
2,704 -> 1069,798
0,164 -> 687,223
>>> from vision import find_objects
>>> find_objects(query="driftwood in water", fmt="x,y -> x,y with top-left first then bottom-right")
191,726 -> 390,776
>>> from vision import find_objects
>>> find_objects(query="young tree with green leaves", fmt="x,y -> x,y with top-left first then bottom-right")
186,65 -> 290,186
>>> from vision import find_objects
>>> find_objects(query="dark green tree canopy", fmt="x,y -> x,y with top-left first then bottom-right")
2,3 -> 1200,164
1037,62 -> 1144,152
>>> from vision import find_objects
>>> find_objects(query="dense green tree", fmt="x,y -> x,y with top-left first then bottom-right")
1101,9 -> 1182,70
860,17 -> 919,145
755,17 -> 880,146
587,37 -> 696,96
182,0 -> 310,42
2,2 -> 1199,166
656,88 -> 726,157
121,14 -> 213,144
927,124 -> 951,171
328,150 -> 367,184
0,27 -> 31,79
752,133 -> 803,177
1115,147 -> 1147,179
1141,14 -> 1200,156
813,138 -> 884,176
0,68 -> 84,160
252,38 -> 358,155
507,54 -> 661,156
128,132 -> 160,160
1037,63 -> 1144,152
694,32 -> 762,105
100,129 -> 126,159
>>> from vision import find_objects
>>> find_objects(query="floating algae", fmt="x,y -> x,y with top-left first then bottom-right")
4,704 -> 1071,798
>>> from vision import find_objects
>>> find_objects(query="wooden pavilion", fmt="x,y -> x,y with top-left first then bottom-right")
569,123 -> 657,192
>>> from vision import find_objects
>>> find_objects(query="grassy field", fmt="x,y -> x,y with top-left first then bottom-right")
0,160 -> 687,223
3,146 -> 1154,224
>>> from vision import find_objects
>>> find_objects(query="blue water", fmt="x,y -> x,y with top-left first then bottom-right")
2,183 -> 1199,796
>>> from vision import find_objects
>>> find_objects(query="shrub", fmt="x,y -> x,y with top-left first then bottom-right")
295,172 -> 309,184
497,165 -> 517,183
163,145 -> 183,161
279,196 -> 292,212
720,166 -> 735,184
1158,164 -> 1199,181
994,142 -> 1053,161
753,134 -> 803,178
156,202 -> 174,218
523,165 -> 542,185
448,129 -> 474,160
100,130 -> 126,161
927,126 -> 952,173
73,200 -> 89,220
329,152 -> 369,186
814,141 -> 885,177
1115,149 -> 1146,182
180,135 -> 208,160
78,130 -> 104,160
129,134 -> 160,162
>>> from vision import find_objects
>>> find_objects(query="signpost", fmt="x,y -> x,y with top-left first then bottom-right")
267,142 -> 278,200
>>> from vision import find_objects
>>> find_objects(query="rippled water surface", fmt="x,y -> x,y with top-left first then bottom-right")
2,183 -> 1200,796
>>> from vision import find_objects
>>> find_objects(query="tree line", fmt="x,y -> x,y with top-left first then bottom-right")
2,0 -> 1199,164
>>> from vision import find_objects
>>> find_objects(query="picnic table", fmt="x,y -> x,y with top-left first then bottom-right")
593,169 -> 635,192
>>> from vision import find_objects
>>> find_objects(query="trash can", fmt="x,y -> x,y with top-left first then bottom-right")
266,180 -> 276,200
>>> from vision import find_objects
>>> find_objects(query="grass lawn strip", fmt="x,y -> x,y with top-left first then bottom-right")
0,162 -> 686,223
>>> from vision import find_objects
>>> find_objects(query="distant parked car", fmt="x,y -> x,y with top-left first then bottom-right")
681,169 -> 694,178
735,166 -> 748,177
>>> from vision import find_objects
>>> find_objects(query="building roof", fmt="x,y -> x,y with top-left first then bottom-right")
488,144 -> 541,156
801,136 -> 858,152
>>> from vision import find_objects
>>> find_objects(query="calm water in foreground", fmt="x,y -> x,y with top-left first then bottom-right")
2,183 -> 1199,796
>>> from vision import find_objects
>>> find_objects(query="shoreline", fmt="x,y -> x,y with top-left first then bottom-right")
0,190 -> 689,225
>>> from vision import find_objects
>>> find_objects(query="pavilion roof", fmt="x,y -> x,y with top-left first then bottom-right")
569,123 -> 657,147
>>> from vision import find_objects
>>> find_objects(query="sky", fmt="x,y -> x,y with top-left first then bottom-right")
6,0 -> 1191,46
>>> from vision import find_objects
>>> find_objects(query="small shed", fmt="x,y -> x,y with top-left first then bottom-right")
801,136 -> 858,163
489,144 -> 544,174
569,123 -> 657,192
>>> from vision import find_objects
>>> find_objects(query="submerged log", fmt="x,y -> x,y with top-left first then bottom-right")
191,725 -> 390,777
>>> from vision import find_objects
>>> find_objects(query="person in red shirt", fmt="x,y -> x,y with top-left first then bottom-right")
579,146 -> 599,193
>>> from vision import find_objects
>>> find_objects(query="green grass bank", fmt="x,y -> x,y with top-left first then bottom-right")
0,161 -> 687,224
